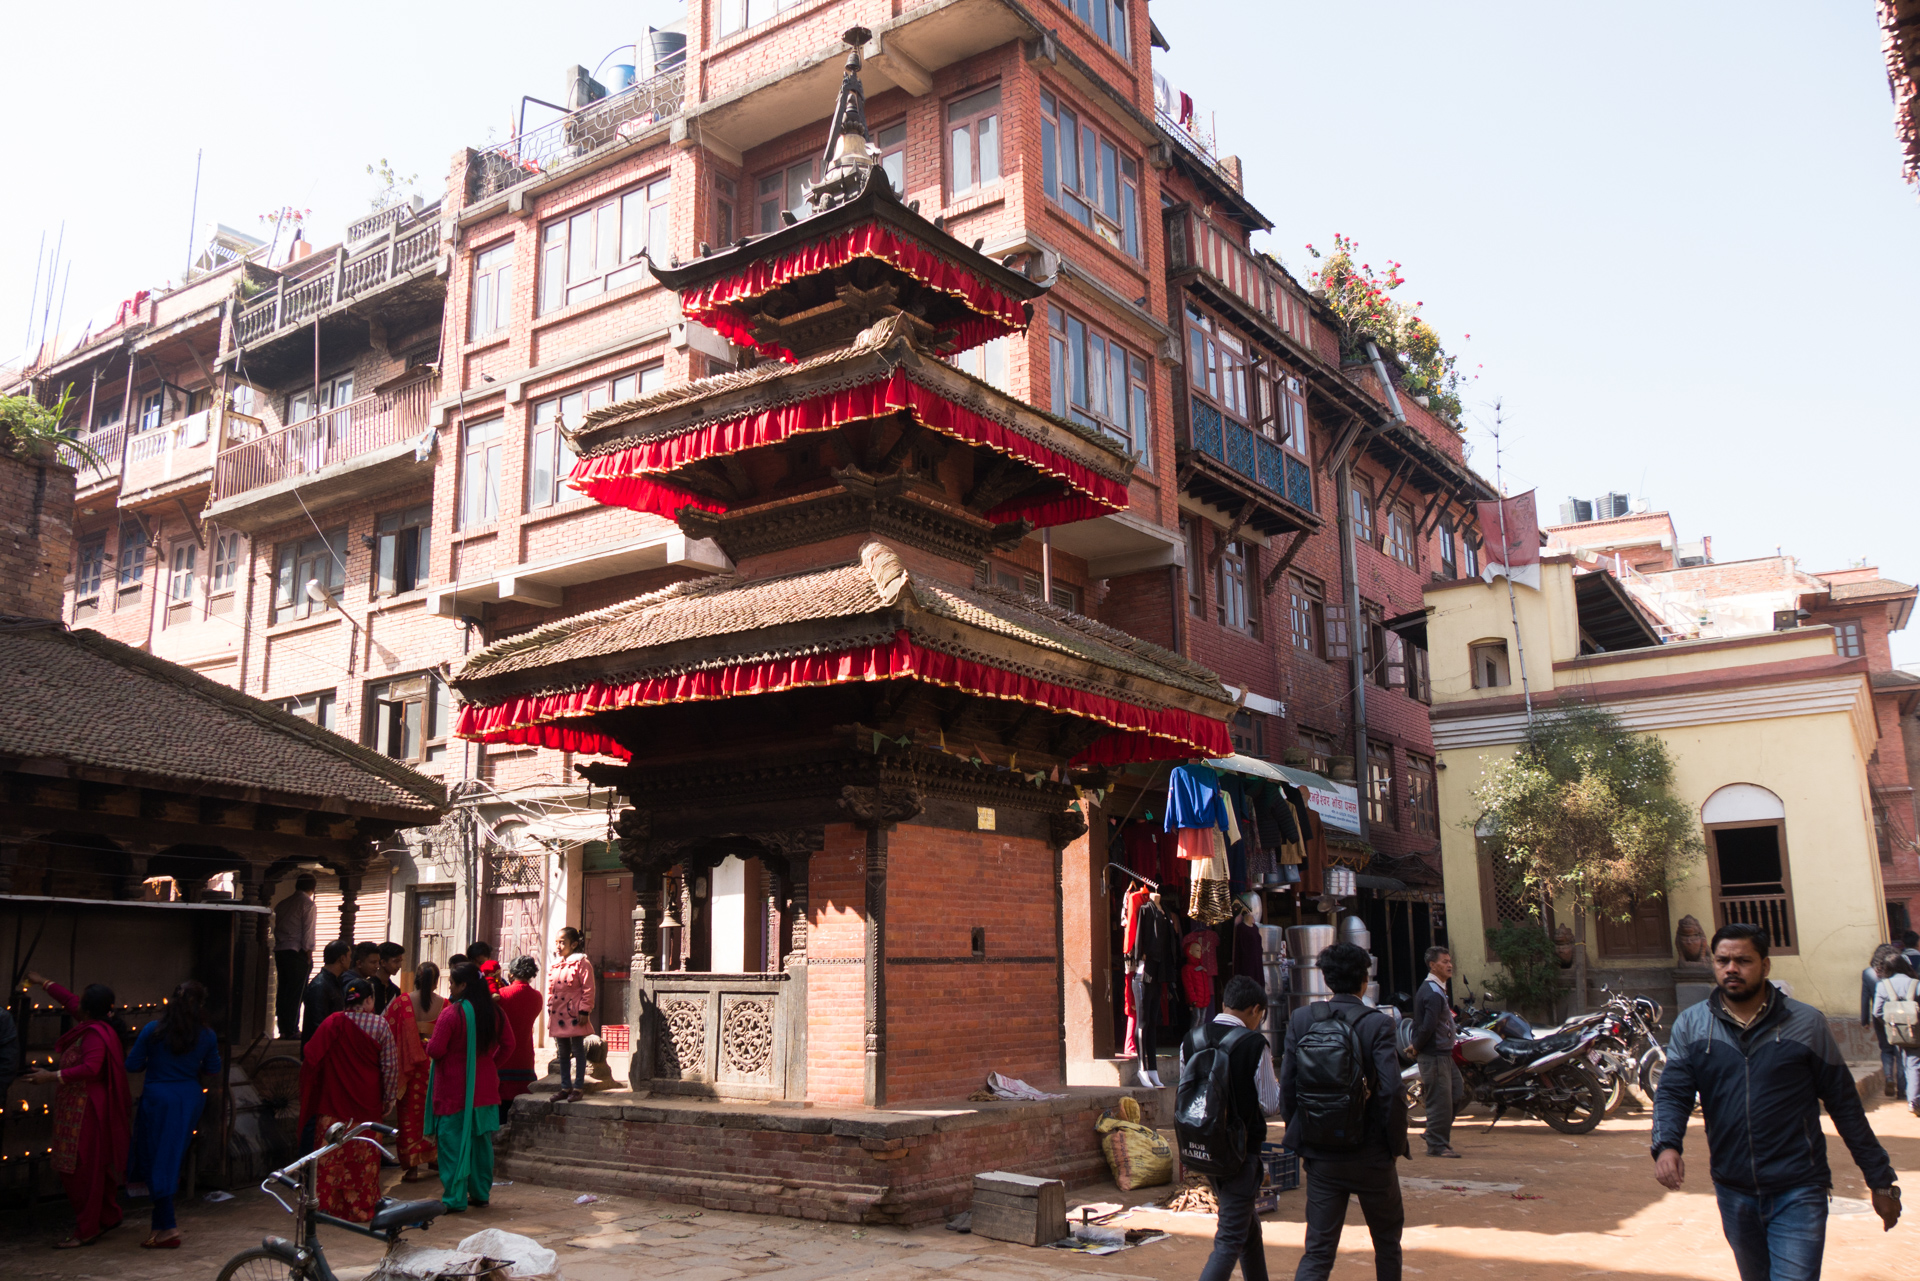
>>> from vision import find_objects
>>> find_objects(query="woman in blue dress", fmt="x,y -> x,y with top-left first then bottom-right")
125,981 -> 221,1249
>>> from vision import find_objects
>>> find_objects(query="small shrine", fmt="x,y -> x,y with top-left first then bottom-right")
451,31 -> 1233,1134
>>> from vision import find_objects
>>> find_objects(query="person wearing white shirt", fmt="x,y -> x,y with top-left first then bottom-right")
272,874 -> 318,1039
1180,974 -> 1282,1281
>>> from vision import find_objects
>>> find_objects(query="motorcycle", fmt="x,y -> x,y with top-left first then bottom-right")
1450,995 -> 1609,1134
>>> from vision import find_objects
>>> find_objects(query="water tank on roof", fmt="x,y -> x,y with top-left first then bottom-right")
1559,498 -> 1593,525
1593,492 -> 1631,519
648,29 -> 687,73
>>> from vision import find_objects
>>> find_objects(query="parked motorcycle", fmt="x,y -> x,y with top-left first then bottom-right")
1450,996 -> 1609,1134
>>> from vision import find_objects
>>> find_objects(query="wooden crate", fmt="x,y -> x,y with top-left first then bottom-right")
969,1170 -> 1068,1247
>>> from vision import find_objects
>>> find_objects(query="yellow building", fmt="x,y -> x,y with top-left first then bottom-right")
1426,556 -> 1885,1019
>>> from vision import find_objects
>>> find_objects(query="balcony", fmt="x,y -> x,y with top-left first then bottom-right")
468,67 -> 687,202
205,380 -> 436,533
1717,886 -> 1794,951
1166,209 -> 1315,354
232,219 -> 441,349
120,410 -> 220,500
1181,397 -> 1317,539
60,424 -> 126,492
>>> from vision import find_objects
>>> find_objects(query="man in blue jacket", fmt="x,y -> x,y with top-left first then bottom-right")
1653,923 -> 1901,1279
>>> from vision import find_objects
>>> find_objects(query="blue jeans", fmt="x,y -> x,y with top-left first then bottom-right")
556,1036 -> 588,1090
1901,1049 -> 1920,1113
1714,1183 -> 1827,1281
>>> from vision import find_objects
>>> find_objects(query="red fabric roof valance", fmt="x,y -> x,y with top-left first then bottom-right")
455,630 -> 1229,766
681,223 -> 1029,363
568,368 -> 1129,528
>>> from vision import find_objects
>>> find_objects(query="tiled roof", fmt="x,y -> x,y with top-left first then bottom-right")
455,541 -> 1227,705
1829,577 -> 1915,602
0,616 -> 445,821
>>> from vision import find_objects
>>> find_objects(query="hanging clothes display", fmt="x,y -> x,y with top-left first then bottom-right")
1127,893 -> 1181,1084
1244,786 -> 1280,885
1164,763 -> 1230,832
1222,774 -> 1250,893
1180,926 -> 1219,1019
1188,827 -> 1235,925
1230,909 -> 1265,985
1119,883 -> 1150,1058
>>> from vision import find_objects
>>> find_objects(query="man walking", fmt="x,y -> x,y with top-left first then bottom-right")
1183,974 -> 1281,1281
1654,923 -> 1901,1279
301,940 -> 353,1046
1281,942 -> 1407,1281
1407,945 -> 1465,1158
273,874 -> 318,1040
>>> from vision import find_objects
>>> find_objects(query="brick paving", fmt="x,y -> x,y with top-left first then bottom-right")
2,1103 -> 1913,1279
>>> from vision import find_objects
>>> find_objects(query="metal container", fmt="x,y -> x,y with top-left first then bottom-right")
1361,981 -> 1380,1005
1293,965 -> 1332,996
1286,924 -> 1335,961
1339,915 -> 1371,952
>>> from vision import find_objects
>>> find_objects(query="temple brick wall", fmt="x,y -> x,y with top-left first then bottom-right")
806,823 -> 872,1106
0,452 -> 75,622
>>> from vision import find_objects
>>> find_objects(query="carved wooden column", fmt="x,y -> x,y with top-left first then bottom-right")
838,784 -> 923,1109
1048,802 -> 1089,1087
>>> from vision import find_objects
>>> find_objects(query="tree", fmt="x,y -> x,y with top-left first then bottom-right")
366,159 -> 419,213
1470,704 -> 1703,922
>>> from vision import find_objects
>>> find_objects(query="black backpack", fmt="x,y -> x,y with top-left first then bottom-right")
1174,1024 -> 1254,1176
1291,1002 -> 1374,1151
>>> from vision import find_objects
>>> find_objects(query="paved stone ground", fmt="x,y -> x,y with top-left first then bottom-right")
2,1102 -> 1914,1279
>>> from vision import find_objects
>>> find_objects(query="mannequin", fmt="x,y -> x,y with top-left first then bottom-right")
1127,889 -> 1178,1088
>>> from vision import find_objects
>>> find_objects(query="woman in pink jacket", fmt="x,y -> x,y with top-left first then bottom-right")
546,928 -> 595,1102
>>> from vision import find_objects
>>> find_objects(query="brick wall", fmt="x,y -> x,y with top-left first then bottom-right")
0,452 -> 75,621
806,822 -> 870,1106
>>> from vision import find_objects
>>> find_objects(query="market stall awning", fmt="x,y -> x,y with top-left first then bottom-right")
1205,754 -> 1363,835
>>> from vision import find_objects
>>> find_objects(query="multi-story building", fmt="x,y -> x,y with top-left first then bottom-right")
13,0 -> 1494,1074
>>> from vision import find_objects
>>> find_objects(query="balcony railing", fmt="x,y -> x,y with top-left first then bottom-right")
1166,209 -> 1315,352
1717,887 -> 1794,950
212,380 -> 435,502
469,67 -> 687,202
1189,397 -> 1314,513
1156,106 -> 1242,195
233,221 -> 441,347
61,424 -> 125,489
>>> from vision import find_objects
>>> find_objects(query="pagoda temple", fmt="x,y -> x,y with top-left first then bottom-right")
450,31 -> 1234,1120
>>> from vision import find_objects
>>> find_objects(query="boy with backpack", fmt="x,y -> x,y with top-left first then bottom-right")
1279,941 -> 1408,1281
1176,974 -> 1282,1281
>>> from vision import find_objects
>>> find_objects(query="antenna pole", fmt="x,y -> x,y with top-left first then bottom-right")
23,231 -> 43,358
37,222 -> 64,366
1489,402 -> 1533,728
185,149 -> 203,279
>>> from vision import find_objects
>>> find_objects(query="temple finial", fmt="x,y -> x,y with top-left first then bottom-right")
810,27 -> 879,210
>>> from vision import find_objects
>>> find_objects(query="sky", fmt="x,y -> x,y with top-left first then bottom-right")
4,2 -> 1914,656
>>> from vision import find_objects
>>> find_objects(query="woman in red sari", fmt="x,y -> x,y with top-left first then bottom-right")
24,972 -> 131,1249
300,976 -> 398,1222
383,961 -> 444,1183
494,956 -> 542,1103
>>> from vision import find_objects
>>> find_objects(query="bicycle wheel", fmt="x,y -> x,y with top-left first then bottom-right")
215,1247 -> 303,1281
1541,1061 -> 1606,1134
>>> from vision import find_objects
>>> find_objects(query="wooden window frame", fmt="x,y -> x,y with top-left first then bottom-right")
1476,835 -> 1539,961
1299,729 -> 1335,776
1182,517 -> 1205,618
1185,303 -> 1253,427
1038,89 -> 1141,257
1832,619 -> 1864,659
1705,819 -> 1800,956
1350,480 -> 1374,547
1367,739 -> 1396,830
469,240 -> 514,340
712,173 -> 737,248
373,504 -> 433,598
529,366 -> 662,511
715,0 -> 807,38
1408,754 -> 1438,837
280,690 -> 337,733
755,157 -> 817,234
1289,574 -> 1324,657
875,122 -> 907,194
165,540 -> 197,627
368,673 -> 453,766
74,533 -> 106,615
1463,536 -> 1481,578
1216,539 -> 1257,636
538,173 -> 670,314
1056,0 -> 1129,58
1230,709 -> 1264,758
115,520 -> 149,612
1438,515 -> 1458,579
1469,638 -> 1511,689
945,84 -> 1003,201
272,528 -> 348,625
1387,503 -> 1417,567
1049,304 -> 1151,462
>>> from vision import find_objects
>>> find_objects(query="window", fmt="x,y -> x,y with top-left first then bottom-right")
469,241 -> 514,340
1230,710 -> 1264,758
530,367 -> 661,510
1349,482 -> 1373,546
209,530 -> 241,595
461,418 -> 504,528
1367,740 -> 1395,829
1438,516 -> 1458,579
876,122 -> 907,193
1324,600 -> 1351,661
1387,504 -> 1417,567
1187,305 -> 1251,424
715,0 -> 806,37
1255,366 -> 1310,457
1834,620 -> 1864,659
1408,755 -> 1438,837
1058,0 -> 1128,57
1370,617 -> 1405,690
272,529 -> 348,624
280,691 -> 337,733
115,521 -> 148,609
369,674 -> 453,765
947,335 -> 1009,393
1469,638 -> 1511,689
756,158 -> 817,234
137,389 -> 164,433
1183,517 -> 1204,617
1463,537 -> 1480,578
1038,91 -> 1140,256
539,175 -> 669,313
713,173 -> 736,248
375,504 -> 432,597
992,566 -> 1079,613
1289,574 -> 1324,656
946,85 -> 1002,199
1299,729 -> 1335,776
93,402 -> 122,433
1048,305 -> 1152,462
287,372 -> 354,426
1216,539 -> 1256,635
1479,835 -> 1539,957
167,542 -> 196,602
75,535 -> 105,603
1407,640 -> 1432,704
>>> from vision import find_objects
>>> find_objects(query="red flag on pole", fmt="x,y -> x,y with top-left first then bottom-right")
1475,489 -> 1541,590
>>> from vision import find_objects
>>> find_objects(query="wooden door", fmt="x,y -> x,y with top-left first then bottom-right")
489,892 -> 543,970
1597,892 -> 1672,959
411,887 -> 455,977
582,871 -> 633,1028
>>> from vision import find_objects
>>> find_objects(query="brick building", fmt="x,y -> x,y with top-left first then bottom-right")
9,0 -> 1498,1094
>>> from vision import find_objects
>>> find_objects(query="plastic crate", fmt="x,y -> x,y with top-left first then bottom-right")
601,1024 -> 631,1054
1252,1142 -> 1300,1213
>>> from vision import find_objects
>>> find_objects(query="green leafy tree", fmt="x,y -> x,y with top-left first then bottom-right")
1471,704 -> 1704,922
367,159 -> 419,213
0,384 -> 94,463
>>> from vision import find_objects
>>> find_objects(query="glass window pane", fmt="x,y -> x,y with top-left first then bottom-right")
560,393 -> 584,425
493,263 -> 511,330
1067,317 -> 1088,408
1041,117 -> 1058,199
1109,345 -> 1128,430
1132,384 -> 1151,466
981,336 -> 1006,392
533,397 -> 556,424
649,175 -> 671,200
612,374 -> 637,401
1091,0 -> 1108,42
541,240 -> 565,313
569,212 -> 594,281
1111,0 -> 1128,55
1050,335 -> 1067,415
950,126 -> 971,192
1087,334 -> 1107,417
640,365 -> 666,394
1122,184 -> 1137,256
1059,109 -> 1079,191
597,203 -> 619,271
1100,140 -> 1119,220
649,203 -> 671,266
882,148 -> 904,192
948,86 -> 1002,119
786,161 -> 810,213
587,386 -> 609,410
621,190 -> 646,263
978,114 -> 1000,183
530,428 -> 554,507
1082,126 -> 1098,201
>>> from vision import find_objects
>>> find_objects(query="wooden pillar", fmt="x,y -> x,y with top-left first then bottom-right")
862,824 -> 889,1108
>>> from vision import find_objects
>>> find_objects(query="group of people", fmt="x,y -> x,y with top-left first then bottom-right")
1191,923 -> 1904,1281
1861,929 -> 1920,1109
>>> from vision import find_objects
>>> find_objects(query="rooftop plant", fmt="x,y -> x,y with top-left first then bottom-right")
1306,233 -> 1470,421
0,384 -> 95,464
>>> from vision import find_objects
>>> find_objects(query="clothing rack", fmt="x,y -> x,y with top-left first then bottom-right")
1104,862 -> 1159,890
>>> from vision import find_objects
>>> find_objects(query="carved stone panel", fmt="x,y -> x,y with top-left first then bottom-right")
656,996 -> 708,1081
717,994 -> 777,1086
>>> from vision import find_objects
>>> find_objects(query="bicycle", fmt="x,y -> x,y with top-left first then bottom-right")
214,1120 -> 449,1281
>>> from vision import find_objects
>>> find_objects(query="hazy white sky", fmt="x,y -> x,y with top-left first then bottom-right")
5,3 -> 1914,656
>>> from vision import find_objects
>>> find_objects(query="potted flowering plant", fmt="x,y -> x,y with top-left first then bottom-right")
1306,234 -> 1470,422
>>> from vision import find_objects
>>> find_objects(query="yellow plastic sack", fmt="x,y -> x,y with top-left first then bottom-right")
1096,1095 -> 1172,1190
